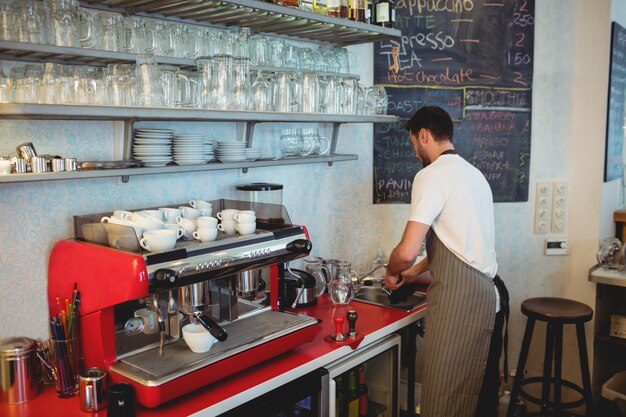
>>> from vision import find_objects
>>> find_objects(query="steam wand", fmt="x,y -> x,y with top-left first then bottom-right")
151,295 -> 166,356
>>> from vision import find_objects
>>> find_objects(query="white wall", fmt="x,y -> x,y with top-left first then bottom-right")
0,1 -> 621,405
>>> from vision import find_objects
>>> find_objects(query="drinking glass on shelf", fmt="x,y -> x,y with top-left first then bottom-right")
0,4 -> 19,42
249,34 -> 270,66
159,65 -> 190,109
366,85 -> 388,115
135,53 -> 164,107
230,57 -> 250,110
92,12 -> 124,52
250,70 -> 274,112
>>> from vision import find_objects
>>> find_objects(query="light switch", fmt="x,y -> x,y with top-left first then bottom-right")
551,181 -> 568,233
534,181 -> 552,234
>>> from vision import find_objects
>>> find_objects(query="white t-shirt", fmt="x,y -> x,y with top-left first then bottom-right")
409,153 -> 500,310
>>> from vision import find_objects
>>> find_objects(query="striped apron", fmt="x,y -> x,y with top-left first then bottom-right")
420,231 -> 497,417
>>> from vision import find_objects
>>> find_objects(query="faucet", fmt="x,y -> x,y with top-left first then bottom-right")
357,263 -> 388,285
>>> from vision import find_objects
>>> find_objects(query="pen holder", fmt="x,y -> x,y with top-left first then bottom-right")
45,338 -> 80,398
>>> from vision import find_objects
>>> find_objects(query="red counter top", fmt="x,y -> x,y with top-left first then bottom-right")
1,295 -> 426,417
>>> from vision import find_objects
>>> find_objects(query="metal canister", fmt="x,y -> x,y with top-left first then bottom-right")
65,158 -> 78,171
79,368 -> 107,412
0,337 -> 41,404
30,157 -> 48,174
15,143 -> 37,163
51,157 -> 65,172
11,157 -> 27,174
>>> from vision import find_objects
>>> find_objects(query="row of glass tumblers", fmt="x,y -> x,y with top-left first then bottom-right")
0,54 -> 388,115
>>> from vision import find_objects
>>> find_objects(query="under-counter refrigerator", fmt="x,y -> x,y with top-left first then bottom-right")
321,334 -> 400,417
218,334 -> 400,417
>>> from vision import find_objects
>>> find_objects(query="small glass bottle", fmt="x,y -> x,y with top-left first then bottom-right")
327,0 -> 340,17
313,0 -> 328,15
373,0 -> 395,28
282,0 -> 300,7
339,0 -> 349,18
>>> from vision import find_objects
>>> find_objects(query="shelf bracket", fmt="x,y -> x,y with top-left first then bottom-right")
328,122 -> 341,166
245,121 -> 256,148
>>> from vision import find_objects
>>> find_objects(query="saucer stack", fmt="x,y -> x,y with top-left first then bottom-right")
173,134 -> 206,166
216,141 -> 247,162
132,129 -> 174,167
245,146 -> 263,161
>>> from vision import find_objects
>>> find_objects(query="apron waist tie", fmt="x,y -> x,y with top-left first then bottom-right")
493,274 -> 510,383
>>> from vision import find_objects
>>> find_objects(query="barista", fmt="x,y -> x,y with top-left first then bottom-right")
384,106 -> 508,417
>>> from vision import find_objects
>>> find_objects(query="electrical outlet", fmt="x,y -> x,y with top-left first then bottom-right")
551,181 -> 568,233
534,181 -> 552,234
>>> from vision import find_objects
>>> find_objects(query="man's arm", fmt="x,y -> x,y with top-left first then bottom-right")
384,220 -> 430,290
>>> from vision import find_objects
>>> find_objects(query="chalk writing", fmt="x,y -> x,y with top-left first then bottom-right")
373,0 -> 534,203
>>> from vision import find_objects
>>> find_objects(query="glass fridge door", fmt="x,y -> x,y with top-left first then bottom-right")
322,334 -> 401,417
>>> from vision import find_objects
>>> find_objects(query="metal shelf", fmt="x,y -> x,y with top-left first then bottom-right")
0,154 -> 358,184
0,103 -> 397,123
85,0 -> 401,46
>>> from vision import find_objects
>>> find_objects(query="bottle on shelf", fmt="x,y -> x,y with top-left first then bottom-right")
300,0 -> 314,12
372,0 -> 395,28
282,0 -> 301,7
357,365 -> 369,417
339,0 -> 349,18
327,0 -> 340,17
347,370 -> 359,417
313,0 -> 328,15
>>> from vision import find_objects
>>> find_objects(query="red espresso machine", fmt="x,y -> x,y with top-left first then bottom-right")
47,199 -> 318,408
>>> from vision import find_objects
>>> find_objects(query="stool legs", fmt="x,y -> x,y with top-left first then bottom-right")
508,318 -> 535,417
553,323 -> 564,417
575,322 -> 594,417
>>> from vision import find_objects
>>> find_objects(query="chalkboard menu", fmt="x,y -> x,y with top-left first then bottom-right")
373,0 -> 535,204
605,21 -> 626,182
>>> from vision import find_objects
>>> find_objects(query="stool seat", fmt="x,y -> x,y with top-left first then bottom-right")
508,297 -> 594,417
522,297 -> 593,323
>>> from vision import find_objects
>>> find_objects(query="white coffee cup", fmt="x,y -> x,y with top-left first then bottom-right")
218,221 -> 237,234
176,216 -> 197,239
189,200 -> 212,210
179,206 -> 201,220
139,209 -> 164,221
164,222 -> 184,239
112,210 -> 134,220
198,207 -> 213,217
196,216 -> 218,229
139,229 -> 181,252
134,308 -> 158,335
101,215 -> 143,238
0,160 -> 11,175
217,209 -> 239,222
193,227 -> 218,242
236,222 -> 256,235
234,213 -> 256,224
128,212 -> 165,231
238,210 -> 256,217
182,323 -> 217,353
159,207 -> 182,223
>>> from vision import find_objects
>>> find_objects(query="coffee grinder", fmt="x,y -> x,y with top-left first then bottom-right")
235,183 -> 284,301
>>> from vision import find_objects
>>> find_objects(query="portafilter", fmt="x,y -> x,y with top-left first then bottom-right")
178,282 -> 228,342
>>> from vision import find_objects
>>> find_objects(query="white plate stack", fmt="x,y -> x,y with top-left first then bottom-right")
245,146 -> 263,161
173,134 -> 207,166
216,141 -> 247,162
204,140 -> 216,162
132,129 -> 174,167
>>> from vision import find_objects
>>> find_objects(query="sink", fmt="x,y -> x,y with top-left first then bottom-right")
353,286 -> 427,312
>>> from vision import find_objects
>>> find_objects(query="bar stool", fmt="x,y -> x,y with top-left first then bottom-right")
507,297 -> 594,417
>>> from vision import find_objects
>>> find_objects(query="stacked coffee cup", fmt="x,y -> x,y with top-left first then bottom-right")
193,215 -> 219,242
234,210 -> 256,235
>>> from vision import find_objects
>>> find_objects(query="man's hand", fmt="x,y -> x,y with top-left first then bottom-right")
384,272 -> 404,291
